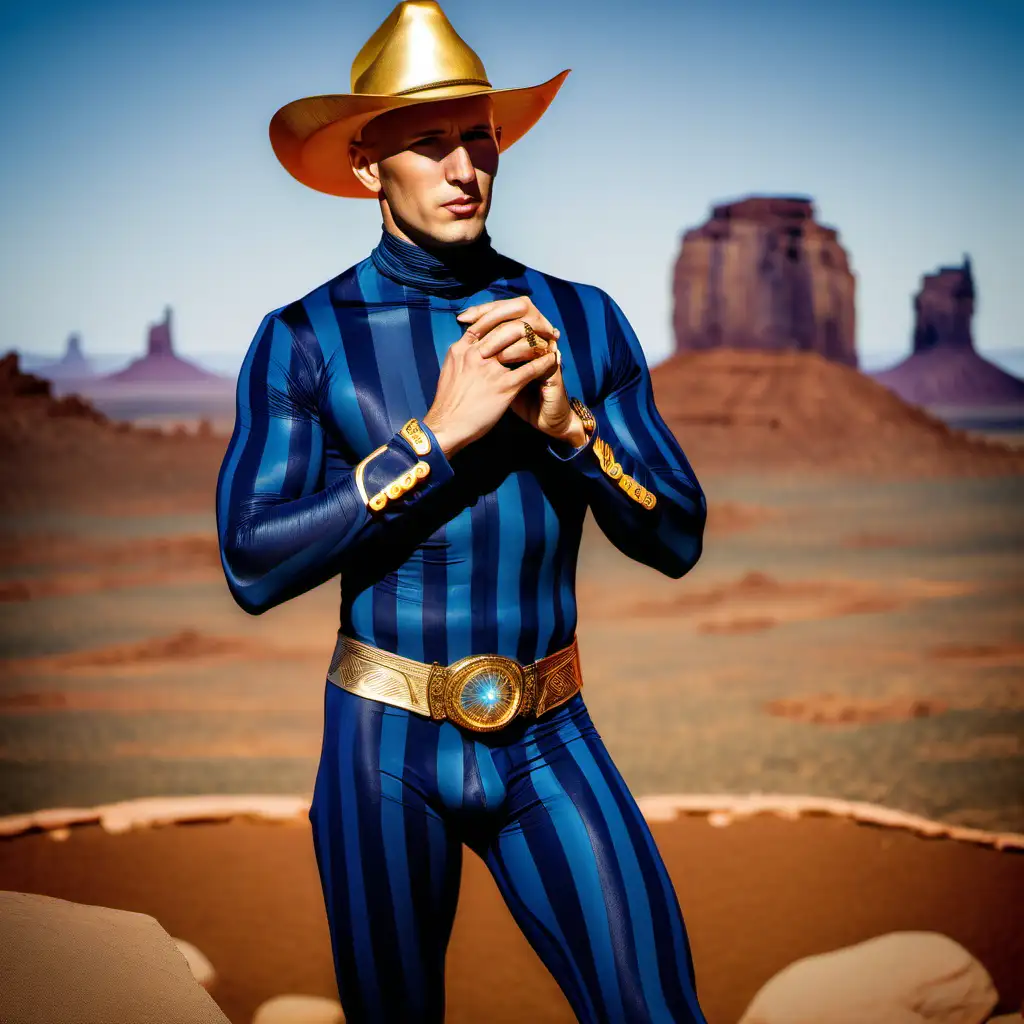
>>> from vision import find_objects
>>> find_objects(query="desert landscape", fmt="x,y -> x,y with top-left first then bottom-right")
1,322 -> 1022,1021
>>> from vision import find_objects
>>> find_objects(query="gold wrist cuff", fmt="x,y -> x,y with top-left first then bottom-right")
400,418 -> 432,455
367,461 -> 431,513
593,437 -> 622,479
568,397 -> 596,439
592,437 -> 657,509
357,420 -> 433,511
618,473 -> 658,509
354,444 -> 388,506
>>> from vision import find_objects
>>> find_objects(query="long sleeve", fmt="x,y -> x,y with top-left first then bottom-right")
547,290 -> 707,579
215,312 -> 456,615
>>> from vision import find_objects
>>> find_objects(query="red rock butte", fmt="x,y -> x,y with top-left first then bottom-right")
102,306 -> 227,385
871,257 -> 1024,407
37,331 -> 96,382
672,195 -> 857,367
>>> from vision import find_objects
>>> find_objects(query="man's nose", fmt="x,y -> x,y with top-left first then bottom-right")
444,144 -> 475,185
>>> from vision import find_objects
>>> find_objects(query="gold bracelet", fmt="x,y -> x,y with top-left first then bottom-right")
568,397 -> 596,441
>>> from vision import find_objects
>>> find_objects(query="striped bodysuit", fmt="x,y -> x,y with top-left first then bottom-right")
216,228 -> 709,1022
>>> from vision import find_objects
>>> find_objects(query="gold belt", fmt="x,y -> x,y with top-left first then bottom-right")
327,634 -> 584,733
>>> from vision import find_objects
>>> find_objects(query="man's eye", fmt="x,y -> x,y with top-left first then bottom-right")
409,131 -> 490,148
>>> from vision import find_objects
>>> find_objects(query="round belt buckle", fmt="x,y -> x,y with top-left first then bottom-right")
443,654 -> 525,733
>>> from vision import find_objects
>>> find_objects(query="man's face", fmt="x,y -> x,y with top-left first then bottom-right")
349,94 -> 500,248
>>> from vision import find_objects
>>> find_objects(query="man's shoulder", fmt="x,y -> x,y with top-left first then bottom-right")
512,256 -> 614,315
512,257 -> 612,307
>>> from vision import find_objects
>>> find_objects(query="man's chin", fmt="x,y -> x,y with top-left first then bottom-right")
428,217 -> 486,248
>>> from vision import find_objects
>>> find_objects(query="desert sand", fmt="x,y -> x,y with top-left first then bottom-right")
0,796 -> 1022,1023
1,349 -> 1022,1022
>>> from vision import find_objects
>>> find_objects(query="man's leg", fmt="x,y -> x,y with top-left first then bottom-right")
484,697 -> 708,1023
308,683 -> 463,1023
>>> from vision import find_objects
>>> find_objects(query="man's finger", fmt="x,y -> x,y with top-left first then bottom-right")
508,350 -> 557,388
535,312 -> 557,339
478,320 -> 547,359
461,297 -> 532,339
456,300 -> 499,322
547,340 -> 562,373
539,341 -> 562,384
476,311 -> 557,348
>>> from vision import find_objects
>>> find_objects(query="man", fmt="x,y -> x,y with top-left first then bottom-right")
216,3 -> 709,1022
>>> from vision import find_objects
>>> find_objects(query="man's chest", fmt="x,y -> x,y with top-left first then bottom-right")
316,302 -> 466,461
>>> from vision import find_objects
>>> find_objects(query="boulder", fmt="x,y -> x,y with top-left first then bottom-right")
0,890 -> 230,1023
251,994 -> 346,1023
738,930 -> 998,1024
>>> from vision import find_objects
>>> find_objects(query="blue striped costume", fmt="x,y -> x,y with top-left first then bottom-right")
216,228 -> 709,1022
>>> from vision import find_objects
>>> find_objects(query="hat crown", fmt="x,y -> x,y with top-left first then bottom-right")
351,1 -> 491,97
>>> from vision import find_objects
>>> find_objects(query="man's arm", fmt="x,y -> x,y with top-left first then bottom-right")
546,290 -> 707,579
215,312 -> 455,615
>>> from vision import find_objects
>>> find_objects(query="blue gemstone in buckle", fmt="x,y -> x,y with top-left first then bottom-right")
459,670 -> 515,717
441,654 -> 526,732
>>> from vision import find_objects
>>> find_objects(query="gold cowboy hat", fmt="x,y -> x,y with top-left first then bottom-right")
269,0 -> 570,198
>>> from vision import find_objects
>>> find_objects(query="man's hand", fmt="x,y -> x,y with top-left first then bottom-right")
454,297 -> 586,448
421,299 -> 558,459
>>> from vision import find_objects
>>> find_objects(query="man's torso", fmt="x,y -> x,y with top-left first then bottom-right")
272,253 -> 617,667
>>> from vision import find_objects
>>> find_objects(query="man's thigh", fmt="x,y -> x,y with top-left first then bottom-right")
308,683 -> 463,1023
485,703 -> 707,1023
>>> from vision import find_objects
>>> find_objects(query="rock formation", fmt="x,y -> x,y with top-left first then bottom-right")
0,891 -> 231,1024
647,348 -> 1023,477
102,306 -> 228,384
0,351 -> 106,424
871,257 -> 1024,407
672,196 -> 857,367
0,349 -> 229,516
912,256 -> 975,353
33,332 -> 97,382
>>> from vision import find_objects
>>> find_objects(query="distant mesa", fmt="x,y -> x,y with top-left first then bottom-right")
672,195 -> 857,367
33,332 -> 97,382
870,257 -> 1024,407
101,306 -> 228,385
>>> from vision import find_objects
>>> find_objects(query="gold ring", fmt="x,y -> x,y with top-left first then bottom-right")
521,320 -> 539,348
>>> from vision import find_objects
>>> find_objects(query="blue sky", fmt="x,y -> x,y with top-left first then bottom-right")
1,0 -> 1021,374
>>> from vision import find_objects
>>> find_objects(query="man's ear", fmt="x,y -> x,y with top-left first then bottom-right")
349,142 -> 382,194
494,124 -> 502,147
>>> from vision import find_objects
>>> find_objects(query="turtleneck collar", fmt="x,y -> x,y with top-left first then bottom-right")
370,226 -> 504,298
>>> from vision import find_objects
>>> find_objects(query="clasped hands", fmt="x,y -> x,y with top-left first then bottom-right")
421,294 -> 589,459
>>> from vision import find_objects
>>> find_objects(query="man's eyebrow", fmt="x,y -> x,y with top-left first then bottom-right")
409,124 -> 492,138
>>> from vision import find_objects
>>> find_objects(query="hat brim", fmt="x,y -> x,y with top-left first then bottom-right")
269,69 -> 570,198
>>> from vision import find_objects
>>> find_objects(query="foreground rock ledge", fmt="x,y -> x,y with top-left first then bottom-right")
1,791 -> 1021,852
0,890 -> 231,1024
